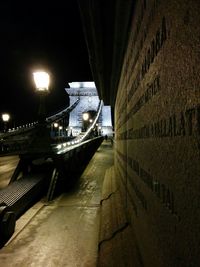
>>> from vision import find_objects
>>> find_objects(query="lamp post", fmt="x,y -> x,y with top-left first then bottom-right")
59,126 -> 63,136
83,112 -> 89,121
99,126 -> 102,136
28,71 -> 52,154
2,113 -> 10,132
53,122 -> 58,137
70,127 -> 73,137
33,71 -> 50,123
82,112 -> 89,132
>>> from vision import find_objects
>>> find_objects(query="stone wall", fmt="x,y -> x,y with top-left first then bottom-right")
115,0 -> 200,266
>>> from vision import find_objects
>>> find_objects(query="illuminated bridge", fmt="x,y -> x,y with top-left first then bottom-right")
0,1 -> 200,267
0,81 -> 113,246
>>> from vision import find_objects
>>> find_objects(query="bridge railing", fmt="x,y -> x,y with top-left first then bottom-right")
72,100 -> 103,143
46,98 -> 80,124
0,134 -> 103,247
0,99 -> 81,156
0,98 -> 80,140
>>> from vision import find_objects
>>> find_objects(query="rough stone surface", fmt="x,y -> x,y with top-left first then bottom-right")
98,167 -> 142,267
115,0 -> 200,266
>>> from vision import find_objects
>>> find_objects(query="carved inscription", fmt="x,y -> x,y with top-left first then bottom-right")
118,0 -> 147,117
131,0 -> 146,56
117,16 -> 167,130
118,0 -> 163,119
117,74 -> 160,130
128,74 -> 160,123
128,16 -> 167,102
126,0 -> 162,87
117,105 -> 200,140
117,149 -> 179,218
141,17 -> 167,79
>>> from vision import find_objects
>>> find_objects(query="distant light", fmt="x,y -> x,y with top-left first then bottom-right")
2,113 -> 10,122
33,71 -> 50,91
83,113 -> 89,121
89,119 -> 93,123
57,144 -> 62,149
83,82 -> 95,88
69,82 -> 80,88
59,126 -> 63,130
69,81 -> 95,88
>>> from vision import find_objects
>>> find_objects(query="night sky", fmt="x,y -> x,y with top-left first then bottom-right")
0,1 -> 92,127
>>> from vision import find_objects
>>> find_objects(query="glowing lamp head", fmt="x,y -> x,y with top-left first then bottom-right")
59,126 -> 63,130
33,71 -> 50,91
2,113 -> 10,122
54,123 -> 58,128
83,113 -> 89,121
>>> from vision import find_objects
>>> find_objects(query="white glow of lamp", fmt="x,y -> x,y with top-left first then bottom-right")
83,113 -> 89,121
33,71 -> 50,122
2,113 -> 10,122
33,71 -> 50,92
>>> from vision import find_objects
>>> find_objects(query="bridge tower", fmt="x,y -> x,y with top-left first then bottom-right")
65,82 -> 113,137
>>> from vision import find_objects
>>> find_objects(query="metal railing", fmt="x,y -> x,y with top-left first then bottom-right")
46,98 -> 80,124
0,99 -> 81,156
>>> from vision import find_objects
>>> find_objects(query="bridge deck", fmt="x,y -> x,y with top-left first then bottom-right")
0,140 -> 113,267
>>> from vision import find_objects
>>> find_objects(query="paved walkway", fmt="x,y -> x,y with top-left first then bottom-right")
0,141 -> 113,267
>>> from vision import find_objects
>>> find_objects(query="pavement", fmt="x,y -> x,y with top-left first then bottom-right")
0,141 -> 114,267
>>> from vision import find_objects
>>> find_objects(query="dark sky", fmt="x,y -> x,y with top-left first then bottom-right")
0,1 -> 92,126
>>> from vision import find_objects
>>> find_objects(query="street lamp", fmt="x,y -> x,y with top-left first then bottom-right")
99,126 -> 102,136
2,113 -> 10,132
83,112 -> 89,121
33,71 -> 50,122
70,126 -> 73,137
53,122 -> 59,137
59,126 -> 63,136
82,113 -> 89,132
